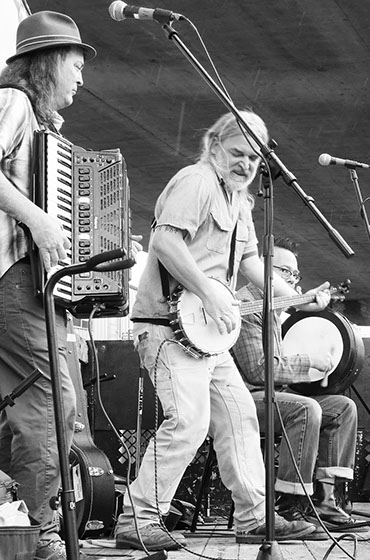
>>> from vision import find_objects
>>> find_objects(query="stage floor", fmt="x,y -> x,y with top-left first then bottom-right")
81,503 -> 370,560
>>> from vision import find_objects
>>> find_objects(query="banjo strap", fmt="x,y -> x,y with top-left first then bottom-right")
150,217 -> 172,300
227,224 -> 237,282
158,260 -> 171,300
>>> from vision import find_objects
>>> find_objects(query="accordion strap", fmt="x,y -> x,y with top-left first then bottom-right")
0,84 -> 42,127
0,83 -> 34,104
0,84 -> 61,134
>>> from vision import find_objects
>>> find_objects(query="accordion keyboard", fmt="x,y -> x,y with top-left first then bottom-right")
46,136 -> 74,299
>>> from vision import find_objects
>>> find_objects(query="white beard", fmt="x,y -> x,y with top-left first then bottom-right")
227,172 -> 252,192
212,154 -> 254,192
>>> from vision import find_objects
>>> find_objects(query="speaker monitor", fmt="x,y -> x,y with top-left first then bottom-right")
81,340 -> 161,477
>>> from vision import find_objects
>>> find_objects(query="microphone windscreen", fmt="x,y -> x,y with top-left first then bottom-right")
318,153 -> 331,166
109,1 -> 125,21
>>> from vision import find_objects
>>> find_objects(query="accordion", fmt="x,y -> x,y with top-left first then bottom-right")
30,130 -> 131,318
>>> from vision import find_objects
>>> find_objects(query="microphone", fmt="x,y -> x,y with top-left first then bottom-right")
318,153 -> 370,169
109,1 -> 184,24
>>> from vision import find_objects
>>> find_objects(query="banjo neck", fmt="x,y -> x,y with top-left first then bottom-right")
239,291 -> 331,317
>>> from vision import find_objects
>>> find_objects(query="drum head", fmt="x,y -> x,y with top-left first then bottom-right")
282,309 -> 364,395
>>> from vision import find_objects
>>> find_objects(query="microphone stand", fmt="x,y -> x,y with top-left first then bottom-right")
259,168 -> 284,560
0,368 -> 43,412
348,169 -> 370,242
44,249 -> 135,560
159,22 -> 355,560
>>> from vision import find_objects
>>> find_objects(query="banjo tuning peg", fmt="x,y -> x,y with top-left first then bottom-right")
343,279 -> 351,289
338,279 -> 351,293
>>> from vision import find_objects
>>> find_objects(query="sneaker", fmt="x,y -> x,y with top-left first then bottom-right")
276,495 -> 328,540
34,539 -> 89,560
236,513 -> 316,544
116,522 -> 187,551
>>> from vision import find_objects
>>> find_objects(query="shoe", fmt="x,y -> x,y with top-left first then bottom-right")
309,480 -> 370,532
116,522 -> 187,551
307,503 -> 370,533
276,494 -> 328,540
34,539 -> 89,560
235,513 -> 316,544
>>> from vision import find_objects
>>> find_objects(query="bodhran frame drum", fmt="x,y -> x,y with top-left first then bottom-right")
282,308 -> 365,396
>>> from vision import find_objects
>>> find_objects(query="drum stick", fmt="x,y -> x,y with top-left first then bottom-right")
320,371 -> 330,387
320,349 -> 335,387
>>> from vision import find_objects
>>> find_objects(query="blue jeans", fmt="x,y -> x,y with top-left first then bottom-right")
116,323 -> 266,533
0,261 -> 76,540
251,390 -> 357,495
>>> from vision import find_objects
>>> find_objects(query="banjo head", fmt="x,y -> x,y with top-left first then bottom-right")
282,309 -> 364,395
169,278 -> 241,357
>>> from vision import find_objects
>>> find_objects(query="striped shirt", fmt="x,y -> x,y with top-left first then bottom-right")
0,88 -> 62,279
232,283 -> 311,391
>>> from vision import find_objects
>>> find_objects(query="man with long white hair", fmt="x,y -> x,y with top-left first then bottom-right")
115,110 -> 331,550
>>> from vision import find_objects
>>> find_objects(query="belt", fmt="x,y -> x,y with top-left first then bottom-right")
132,318 -> 171,327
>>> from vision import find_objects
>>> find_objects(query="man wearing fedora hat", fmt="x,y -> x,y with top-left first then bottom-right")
0,11 -> 96,560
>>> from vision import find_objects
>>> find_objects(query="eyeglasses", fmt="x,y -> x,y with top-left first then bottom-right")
273,265 -> 302,283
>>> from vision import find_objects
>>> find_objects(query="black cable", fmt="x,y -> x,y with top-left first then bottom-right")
86,305 -> 151,555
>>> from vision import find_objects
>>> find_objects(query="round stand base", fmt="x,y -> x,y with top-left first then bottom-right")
256,541 -> 284,560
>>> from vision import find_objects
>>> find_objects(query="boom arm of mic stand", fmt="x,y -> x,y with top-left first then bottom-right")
162,24 -> 354,259
266,152 -> 354,258
43,249 -> 135,560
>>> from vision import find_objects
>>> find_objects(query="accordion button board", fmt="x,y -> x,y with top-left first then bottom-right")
32,130 -> 131,318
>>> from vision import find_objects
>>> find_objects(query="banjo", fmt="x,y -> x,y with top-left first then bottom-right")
168,278 -> 348,359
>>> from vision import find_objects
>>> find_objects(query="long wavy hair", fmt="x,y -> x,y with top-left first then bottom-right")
0,46 -> 74,127
198,109 -> 269,206
198,109 -> 269,163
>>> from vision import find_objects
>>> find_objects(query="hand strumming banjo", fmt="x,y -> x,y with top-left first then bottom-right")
167,277 -> 348,359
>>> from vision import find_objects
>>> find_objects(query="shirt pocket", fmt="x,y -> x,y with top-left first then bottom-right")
206,210 -> 234,254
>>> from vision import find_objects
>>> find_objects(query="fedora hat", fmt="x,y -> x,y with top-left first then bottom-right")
6,11 -> 96,64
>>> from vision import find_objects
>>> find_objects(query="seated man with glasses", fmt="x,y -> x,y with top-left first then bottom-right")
232,237 -> 366,535
273,264 -> 302,284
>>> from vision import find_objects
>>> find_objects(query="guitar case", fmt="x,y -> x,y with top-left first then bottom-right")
64,316 -> 116,538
